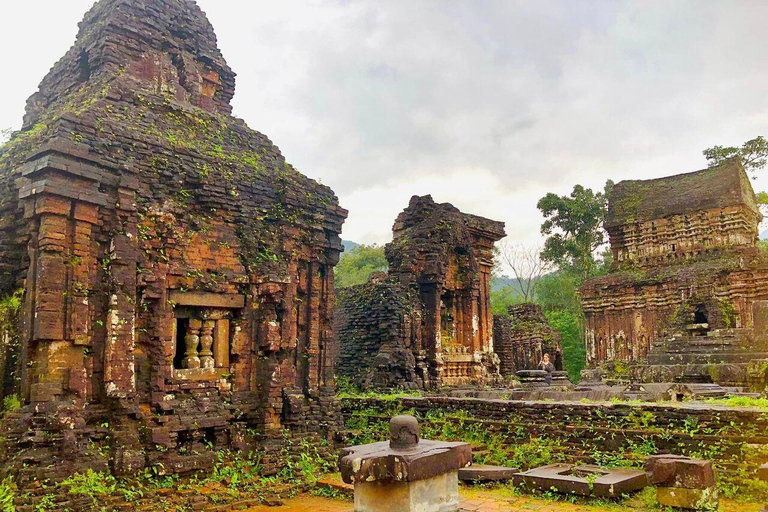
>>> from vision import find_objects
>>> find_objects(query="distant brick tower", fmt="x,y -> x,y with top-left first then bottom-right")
0,0 -> 346,482
580,160 -> 768,385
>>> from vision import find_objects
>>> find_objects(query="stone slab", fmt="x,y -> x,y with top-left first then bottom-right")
340,439 -> 472,484
458,465 -> 519,482
513,464 -> 648,498
644,454 -> 716,489
657,486 -> 718,509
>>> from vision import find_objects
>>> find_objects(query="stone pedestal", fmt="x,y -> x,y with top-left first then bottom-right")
339,415 -> 472,512
516,370 -> 549,388
354,471 -> 459,512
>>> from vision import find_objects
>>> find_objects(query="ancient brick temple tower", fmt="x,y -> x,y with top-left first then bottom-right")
336,196 -> 505,389
0,0 -> 347,481
580,160 -> 768,386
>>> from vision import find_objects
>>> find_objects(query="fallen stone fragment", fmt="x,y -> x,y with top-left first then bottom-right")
458,465 -> 519,483
513,463 -> 648,498
644,454 -> 716,489
656,487 -> 718,510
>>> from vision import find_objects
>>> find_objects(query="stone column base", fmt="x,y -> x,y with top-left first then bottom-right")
354,471 -> 459,512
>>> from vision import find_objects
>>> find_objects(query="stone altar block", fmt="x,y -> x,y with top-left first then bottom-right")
645,454 -> 718,510
339,415 -> 472,512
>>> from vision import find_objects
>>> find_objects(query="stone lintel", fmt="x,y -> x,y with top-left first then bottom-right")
339,439 -> 472,484
173,367 -> 229,382
20,153 -> 121,186
169,291 -> 245,309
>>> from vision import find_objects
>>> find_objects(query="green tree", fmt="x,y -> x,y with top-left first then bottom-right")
703,135 -> 767,177
545,310 -> 584,382
537,181 -> 612,280
334,244 -> 387,288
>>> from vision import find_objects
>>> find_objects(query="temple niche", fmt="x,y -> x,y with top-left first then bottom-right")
0,0 -> 347,482
580,160 -> 768,387
335,195 -> 505,389
493,303 -> 564,378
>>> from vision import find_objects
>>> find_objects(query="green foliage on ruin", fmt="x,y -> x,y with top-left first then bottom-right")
704,135 -> 768,177
0,477 -> 14,512
342,397 -> 768,504
334,244 -> 388,288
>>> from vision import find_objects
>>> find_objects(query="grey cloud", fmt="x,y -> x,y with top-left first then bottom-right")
2,1 -> 767,244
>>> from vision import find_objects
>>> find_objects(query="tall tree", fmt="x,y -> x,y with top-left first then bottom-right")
495,241 -> 552,302
537,181 -> 612,280
703,135 -> 767,177
334,244 -> 388,288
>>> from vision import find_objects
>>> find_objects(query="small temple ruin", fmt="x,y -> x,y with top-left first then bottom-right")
0,0 -> 347,482
335,195 -> 505,389
493,303 -> 564,378
580,160 -> 768,387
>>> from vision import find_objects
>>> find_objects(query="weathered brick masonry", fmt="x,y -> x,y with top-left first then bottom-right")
493,303 -> 564,377
581,161 -> 768,386
341,396 -> 768,481
0,0 -> 346,484
336,195 -> 505,389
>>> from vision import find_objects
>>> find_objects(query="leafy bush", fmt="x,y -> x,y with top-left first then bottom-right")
334,244 -> 387,288
0,477 -> 15,512
2,396 -> 20,414
62,470 -> 117,503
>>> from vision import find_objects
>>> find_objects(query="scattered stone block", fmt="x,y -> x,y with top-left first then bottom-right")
513,463 -> 648,498
645,454 -> 716,489
656,487 -> 718,510
458,465 -> 519,483
645,455 -> 718,510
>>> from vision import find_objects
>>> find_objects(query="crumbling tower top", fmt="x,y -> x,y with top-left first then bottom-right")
25,0 -> 235,128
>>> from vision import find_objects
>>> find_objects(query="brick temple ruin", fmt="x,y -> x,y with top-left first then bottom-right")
581,160 -> 768,388
0,0 -> 348,483
493,303 -> 564,378
335,195 -> 505,390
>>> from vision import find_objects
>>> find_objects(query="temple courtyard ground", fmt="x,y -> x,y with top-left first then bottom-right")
239,484 -> 763,512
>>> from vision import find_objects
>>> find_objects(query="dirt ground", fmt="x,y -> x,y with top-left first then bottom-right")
241,486 -> 765,512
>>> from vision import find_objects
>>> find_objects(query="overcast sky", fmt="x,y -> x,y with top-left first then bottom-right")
1,1 -> 767,246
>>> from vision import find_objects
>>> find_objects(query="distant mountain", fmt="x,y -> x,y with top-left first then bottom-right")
341,240 -> 360,254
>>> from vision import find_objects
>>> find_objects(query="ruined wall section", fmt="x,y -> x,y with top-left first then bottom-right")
334,276 -> 424,390
581,250 -> 768,368
582,162 -> 768,384
385,195 -> 504,388
0,0 -> 346,483
494,303 -> 563,377
606,161 -> 761,269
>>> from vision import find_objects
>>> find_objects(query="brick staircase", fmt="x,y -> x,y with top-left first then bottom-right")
632,329 -> 768,385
